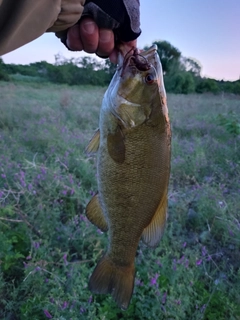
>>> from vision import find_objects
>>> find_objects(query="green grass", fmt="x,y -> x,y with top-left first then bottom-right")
0,81 -> 239,319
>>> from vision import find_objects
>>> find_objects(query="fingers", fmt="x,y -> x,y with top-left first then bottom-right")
97,29 -> 114,57
66,19 -> 137,64
79,18 -> 99,53
67,18 -> 114,57
66,24 -> 83,51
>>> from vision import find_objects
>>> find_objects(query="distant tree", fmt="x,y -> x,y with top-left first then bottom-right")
233,82 -> 240,94
196,78 -> 219,93
181,72 -> 196,94
182,57 -> 202,77
30,61 -> 52,76
44,54 -> 113,86
165,71 -> 195,94
0,57 -> 10,81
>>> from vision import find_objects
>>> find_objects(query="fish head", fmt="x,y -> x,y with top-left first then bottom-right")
104,45 -> 168,128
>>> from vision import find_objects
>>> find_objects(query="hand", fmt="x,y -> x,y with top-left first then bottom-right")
66,17 -> 136,63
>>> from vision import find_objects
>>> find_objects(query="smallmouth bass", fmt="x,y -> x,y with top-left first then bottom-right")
86,45 -> 171,310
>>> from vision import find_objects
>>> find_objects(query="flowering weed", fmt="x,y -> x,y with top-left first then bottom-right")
0,82 -> 239,319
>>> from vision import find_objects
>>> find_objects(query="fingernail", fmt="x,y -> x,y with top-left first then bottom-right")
82,21 -> 95,34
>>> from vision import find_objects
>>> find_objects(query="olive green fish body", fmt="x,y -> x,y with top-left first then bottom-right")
86,45 -> 171,310
99,120 -> 170,259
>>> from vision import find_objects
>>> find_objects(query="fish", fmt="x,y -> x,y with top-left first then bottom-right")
85,45 -> 171,310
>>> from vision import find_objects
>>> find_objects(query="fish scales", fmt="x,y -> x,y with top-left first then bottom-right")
86,45 -> 171,310
99,126 -> 169,262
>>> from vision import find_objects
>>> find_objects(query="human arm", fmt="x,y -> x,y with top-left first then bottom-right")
0,0 -> 85,56
0,0 -> 140,61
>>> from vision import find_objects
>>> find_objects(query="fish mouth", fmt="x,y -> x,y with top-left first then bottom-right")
120,47 -> 155,76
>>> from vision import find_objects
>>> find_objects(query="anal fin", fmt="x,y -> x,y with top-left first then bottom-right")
86,129 -> 100,154
142,192 -> 168,247
86,193 -> 108,232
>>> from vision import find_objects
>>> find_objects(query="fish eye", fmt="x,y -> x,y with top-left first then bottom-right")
145,73 -> 155,84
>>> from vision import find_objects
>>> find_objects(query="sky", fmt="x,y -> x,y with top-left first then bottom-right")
2,0 -> 240,81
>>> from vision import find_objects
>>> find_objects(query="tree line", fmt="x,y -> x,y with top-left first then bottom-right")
1,40 -> 240,94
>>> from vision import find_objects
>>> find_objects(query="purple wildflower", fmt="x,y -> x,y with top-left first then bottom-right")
1,173 -> 6,178
200,304 -> 206,313
43,310 -> 52,319
63,253 -> 68,265
177,255 -> 185,264
49,297 -> 55,304
34,242 -> 40,249
80,307 -> 86,314
62,301 -> 68,310
162,292 -> 167,304
80,215 -> 87,222
196,259 -> 202,266
156,260 -> 162,267
135,278 -> 143,286
206,255 -> 211,261
89,190 -> 95,196
88,295 -> 93,304
150,273 -> 159,286
202,246 -> 207,257
237,220 -> 240,230
183,242 -> 187,248
41,167 -> 47,175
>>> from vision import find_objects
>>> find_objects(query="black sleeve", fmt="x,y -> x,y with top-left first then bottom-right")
82,0 -> 141,42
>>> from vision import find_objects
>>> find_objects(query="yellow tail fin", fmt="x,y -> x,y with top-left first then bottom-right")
89,255 -> 135,310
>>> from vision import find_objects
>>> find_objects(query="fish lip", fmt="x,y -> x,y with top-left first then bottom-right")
119,47 -> 155,77
142,44 -> 158,57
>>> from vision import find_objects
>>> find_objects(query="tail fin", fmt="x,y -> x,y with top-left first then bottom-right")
89,255 -> 135,310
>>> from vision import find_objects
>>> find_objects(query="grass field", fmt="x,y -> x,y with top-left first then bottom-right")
0,80 -> 240,319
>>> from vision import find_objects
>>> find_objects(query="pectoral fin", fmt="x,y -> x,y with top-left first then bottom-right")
107,126 -> 125,163
142,193 -> 168,247
86,129 -> 100,154
86,193 -> 108,232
